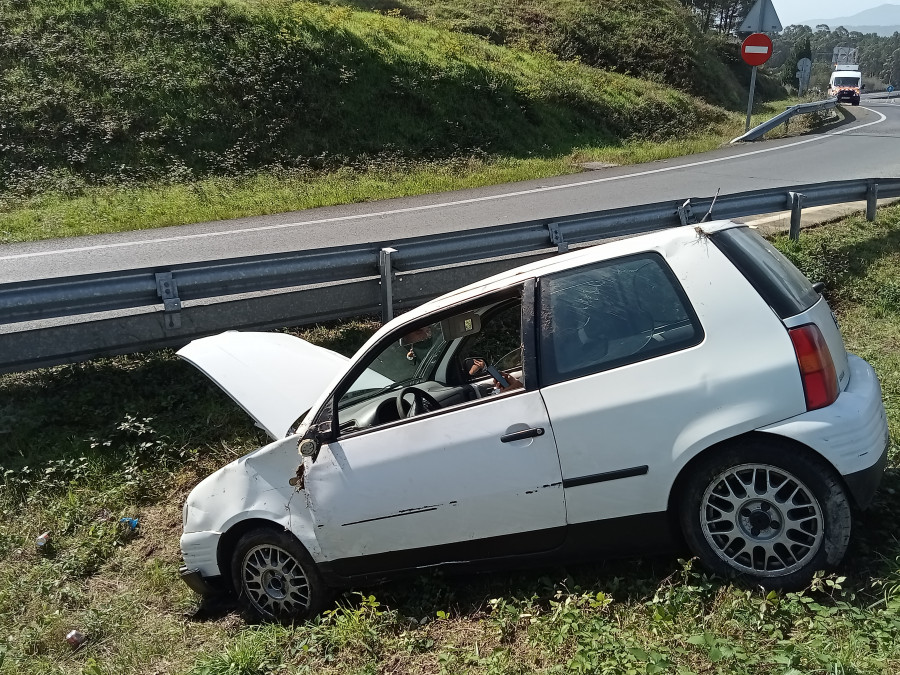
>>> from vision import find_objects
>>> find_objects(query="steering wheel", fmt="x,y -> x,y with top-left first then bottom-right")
396,386 -> 442,419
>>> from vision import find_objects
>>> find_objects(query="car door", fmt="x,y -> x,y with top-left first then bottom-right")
304,284 -> 567,577
536,253 -> 707,527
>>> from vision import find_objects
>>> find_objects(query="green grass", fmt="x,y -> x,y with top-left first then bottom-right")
316,0 -> 768,111
0,96 -> 814,244
1,210 -> 900,674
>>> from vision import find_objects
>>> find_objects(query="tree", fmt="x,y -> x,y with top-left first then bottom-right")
883,48 -> 900,86
780,36 -> 812,88
801,37 -> 812,62
681,0 -> 754,34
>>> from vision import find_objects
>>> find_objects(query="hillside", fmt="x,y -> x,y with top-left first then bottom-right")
0,0 -> 742,206
321,0 -> 752,110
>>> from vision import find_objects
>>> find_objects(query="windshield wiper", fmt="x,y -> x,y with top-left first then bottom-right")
343,378 -> 417,404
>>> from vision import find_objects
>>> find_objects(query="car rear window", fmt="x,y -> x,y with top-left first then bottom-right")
711,226 -> 820,319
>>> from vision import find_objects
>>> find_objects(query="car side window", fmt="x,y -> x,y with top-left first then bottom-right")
539,253 -> 703,385
459,302 -> 523,373
332,289 -> 528,435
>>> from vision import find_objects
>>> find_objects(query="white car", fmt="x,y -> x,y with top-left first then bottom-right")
178,221 -> 889,621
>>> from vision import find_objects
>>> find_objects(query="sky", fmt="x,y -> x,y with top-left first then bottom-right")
777,1 -> 897,27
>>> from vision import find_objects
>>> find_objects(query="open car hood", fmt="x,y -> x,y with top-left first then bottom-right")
177,332 -> 389,440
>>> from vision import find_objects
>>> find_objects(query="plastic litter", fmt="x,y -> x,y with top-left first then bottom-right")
35,531 -> 51,548
119,517 -> 139,531
65,629 -> 86,648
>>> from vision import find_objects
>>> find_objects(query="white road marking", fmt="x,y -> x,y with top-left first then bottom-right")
1,107 -> 889,262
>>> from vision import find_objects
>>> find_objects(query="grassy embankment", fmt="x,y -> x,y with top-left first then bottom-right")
0,0 -> 803,244
0,209 -> 899,674
320,0 -> 761,110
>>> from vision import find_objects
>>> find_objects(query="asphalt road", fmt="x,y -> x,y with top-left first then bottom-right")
3,101 -> 900,284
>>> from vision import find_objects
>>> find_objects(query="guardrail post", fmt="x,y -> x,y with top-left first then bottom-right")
867,182 -> 879,222
155,272 -> 182,330
547,223 -> 569,253
677,199 -> 695,226
379,247 -> 397,323
788,192 -> 805,242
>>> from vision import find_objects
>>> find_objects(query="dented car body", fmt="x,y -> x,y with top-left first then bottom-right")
178,221 -> 889,621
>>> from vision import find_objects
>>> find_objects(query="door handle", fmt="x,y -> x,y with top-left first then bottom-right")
501,427 -> 545,443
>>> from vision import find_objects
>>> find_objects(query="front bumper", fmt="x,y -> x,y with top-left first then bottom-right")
180,529 -> 223,595
179,566 -> 223,596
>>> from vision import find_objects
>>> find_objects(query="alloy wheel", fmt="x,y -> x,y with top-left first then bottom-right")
240,543 -> 312,618
699,463 -> 824,577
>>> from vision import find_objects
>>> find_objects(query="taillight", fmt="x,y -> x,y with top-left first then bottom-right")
789,324 -> 839,411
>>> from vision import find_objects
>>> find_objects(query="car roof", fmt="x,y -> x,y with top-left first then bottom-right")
387,219 -> 744,329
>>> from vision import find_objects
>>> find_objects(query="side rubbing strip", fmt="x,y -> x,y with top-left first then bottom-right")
342,507 -> 438,527
562,465 -> 649,489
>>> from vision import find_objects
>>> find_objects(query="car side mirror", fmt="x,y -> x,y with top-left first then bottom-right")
298,437 -> 319,458
298,420 -> 333,460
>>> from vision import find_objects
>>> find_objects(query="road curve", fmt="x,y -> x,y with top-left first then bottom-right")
3,102 -> 900,283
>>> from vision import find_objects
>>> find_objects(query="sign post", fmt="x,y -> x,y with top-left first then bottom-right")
796,57 -> 812,97
740,0 -> 783,132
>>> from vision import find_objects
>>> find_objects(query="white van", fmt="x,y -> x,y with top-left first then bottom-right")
829,66 -> 862,106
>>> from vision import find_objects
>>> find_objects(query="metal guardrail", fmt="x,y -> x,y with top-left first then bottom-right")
864,92 -> 900,103
731,98 -> 838,143
0,178 -> 895,374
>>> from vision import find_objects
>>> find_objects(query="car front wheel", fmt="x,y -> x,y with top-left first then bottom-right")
231,528 -> 329,622
679,441 -> 851,589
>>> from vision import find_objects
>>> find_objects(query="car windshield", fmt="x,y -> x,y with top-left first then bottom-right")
833,77 -> 859,86
339,320 -> 448,405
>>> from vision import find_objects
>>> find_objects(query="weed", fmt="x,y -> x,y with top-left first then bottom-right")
189,628 -> 279,675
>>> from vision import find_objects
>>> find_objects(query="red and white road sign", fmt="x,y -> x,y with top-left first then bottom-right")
741,33 -> 773,67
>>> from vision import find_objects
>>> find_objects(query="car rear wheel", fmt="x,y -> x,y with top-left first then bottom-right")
231,529 -> 329,622
679,440 -> 851,589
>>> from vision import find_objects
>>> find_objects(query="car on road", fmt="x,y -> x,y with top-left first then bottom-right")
177,220 -> 889,621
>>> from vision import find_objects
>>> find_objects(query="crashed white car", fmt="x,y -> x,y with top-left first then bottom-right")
178,221 -> 889,621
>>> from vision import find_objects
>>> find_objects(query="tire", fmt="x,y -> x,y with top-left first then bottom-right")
230,528 -> 329,622
678,440 -> 851,590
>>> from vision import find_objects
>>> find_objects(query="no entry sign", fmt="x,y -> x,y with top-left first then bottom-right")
741,33 -> 773,67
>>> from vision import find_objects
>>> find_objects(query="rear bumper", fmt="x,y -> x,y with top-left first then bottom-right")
760,354 -> 889,505
842,439 -> 889,509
